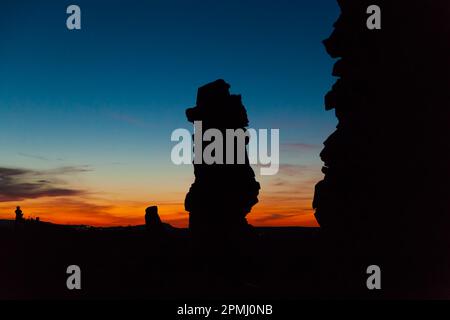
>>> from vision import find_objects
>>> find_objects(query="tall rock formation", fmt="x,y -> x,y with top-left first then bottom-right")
185,79 -> 260,252
314,0 -> 450,297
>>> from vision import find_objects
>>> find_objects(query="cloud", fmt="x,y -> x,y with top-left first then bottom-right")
18,152 -> 66,162
281,142 -> 320,152
277,164 -> 311,176
0,166 -> 89,202
44,166 -> 92,175
18,152 -> 49,161
251,212 -> 299,223
251,163 -> 322,224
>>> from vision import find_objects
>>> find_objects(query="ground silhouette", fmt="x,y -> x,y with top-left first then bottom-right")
0,218 -> 324,299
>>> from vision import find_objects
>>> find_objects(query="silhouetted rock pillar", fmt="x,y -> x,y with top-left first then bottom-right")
145,206 -> 164,234
314,0 -> 450,297
15,206 -> 24,222
185,79 -> 260,264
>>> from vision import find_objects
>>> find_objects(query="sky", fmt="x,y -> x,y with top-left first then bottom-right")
0,0 -> 339,227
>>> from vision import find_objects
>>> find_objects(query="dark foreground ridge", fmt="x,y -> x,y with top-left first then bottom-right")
0,219 -> 325,299
1,214 -> 446,299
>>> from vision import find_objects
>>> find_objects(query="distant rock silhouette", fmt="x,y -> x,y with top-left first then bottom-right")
15,206 -> 23,222
145,206 -> 163,232
185,79 -> 260,261
144,206 -> 175,241
314,0 -> 450,296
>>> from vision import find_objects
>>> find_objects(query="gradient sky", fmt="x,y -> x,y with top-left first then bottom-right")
0,0 -> 339,227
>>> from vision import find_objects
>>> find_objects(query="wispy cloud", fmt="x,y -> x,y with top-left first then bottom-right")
248,162 -> 322,226
251,212 -> 299,223
18,152 -> 65,162
281,142 -> 320,152
277,163 -> 311,177
0,166 -> 90,202
17,152 -> 49,161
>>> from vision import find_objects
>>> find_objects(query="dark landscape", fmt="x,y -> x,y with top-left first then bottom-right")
2,218 -> 441,300
2,0 -> 450,301
1,219 -> 325,299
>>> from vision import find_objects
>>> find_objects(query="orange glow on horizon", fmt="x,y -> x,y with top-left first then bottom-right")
0,197 -> 319,228
0,162 -> 323,228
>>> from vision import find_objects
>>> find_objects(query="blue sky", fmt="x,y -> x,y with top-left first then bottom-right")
0,0 -> 340,226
